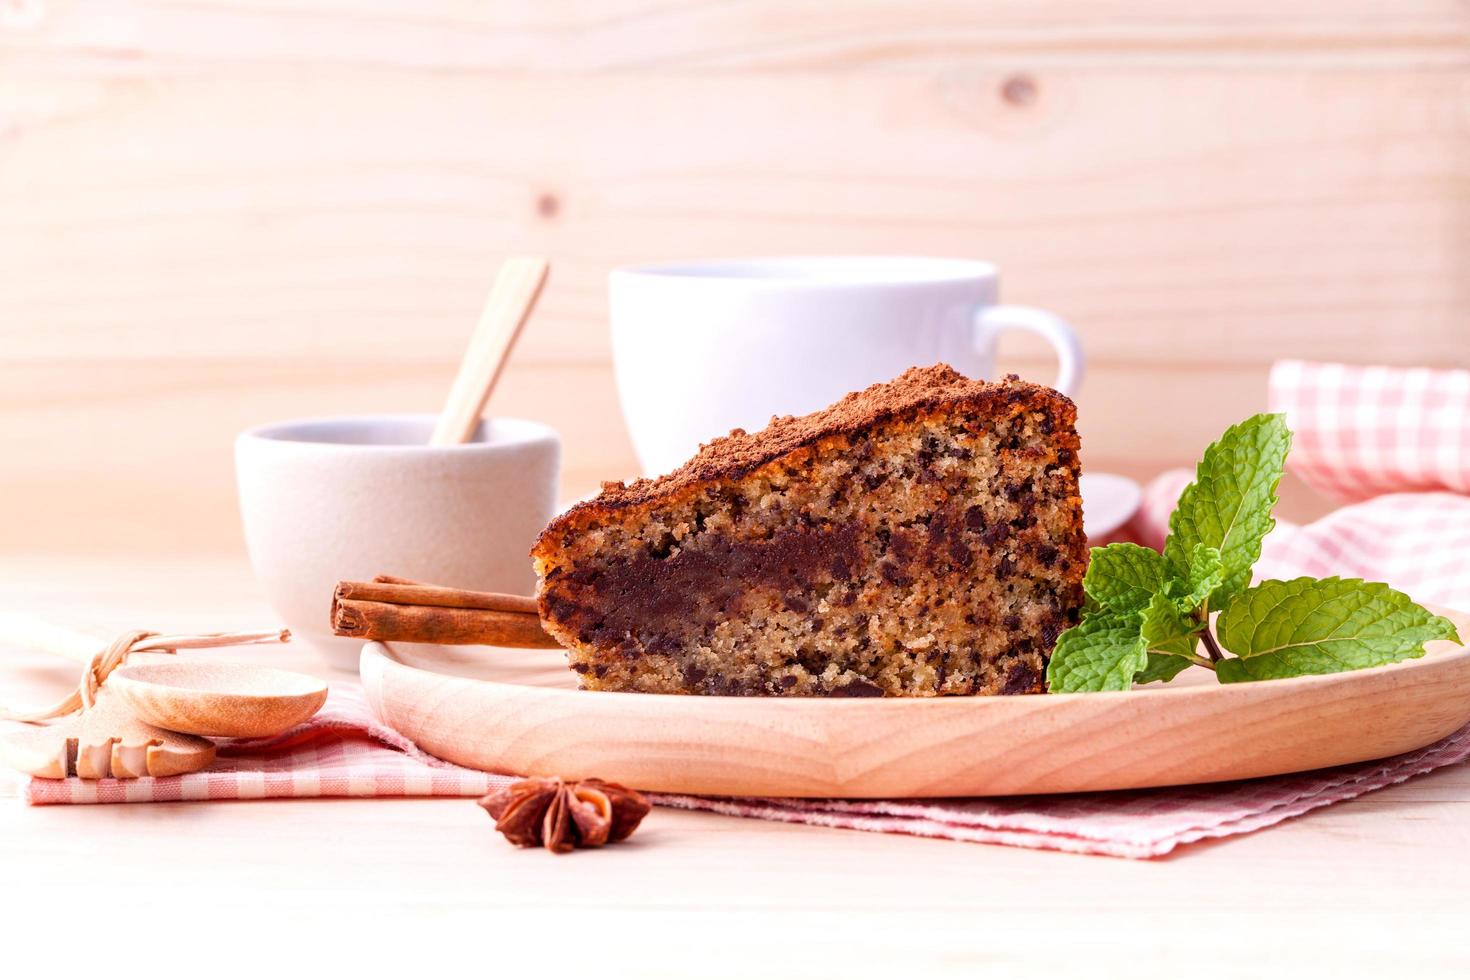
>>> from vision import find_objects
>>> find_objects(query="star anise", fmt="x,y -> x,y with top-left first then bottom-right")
477,777 -> 651,853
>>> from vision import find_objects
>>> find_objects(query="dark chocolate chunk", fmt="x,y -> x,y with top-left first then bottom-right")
1001,661 -> 1042,695
828,679 -> 885,697
1041,619 -> 1065,650
880,562 -> 913,588
889,527 -> 919,565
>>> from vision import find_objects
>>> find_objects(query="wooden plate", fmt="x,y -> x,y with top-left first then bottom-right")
360,607 -> 1470,798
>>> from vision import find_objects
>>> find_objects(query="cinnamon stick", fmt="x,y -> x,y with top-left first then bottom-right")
331,577 -> 560,649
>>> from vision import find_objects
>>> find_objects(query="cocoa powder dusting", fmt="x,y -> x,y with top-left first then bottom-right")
544,365 -> 1075,523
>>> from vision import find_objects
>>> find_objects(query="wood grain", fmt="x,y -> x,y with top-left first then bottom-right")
4,2 -> 1468,71
3,2 -> 1468,556
360,607 -> 1470,797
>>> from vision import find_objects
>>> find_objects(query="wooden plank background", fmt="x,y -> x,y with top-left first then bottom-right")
3,1 -> 1468,554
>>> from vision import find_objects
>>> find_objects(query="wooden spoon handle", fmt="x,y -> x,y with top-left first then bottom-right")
0,613 -> 290,665
0,612 -> 107,665
430,255 -> 550,446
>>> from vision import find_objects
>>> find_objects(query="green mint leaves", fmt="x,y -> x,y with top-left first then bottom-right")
1162,414 -> 1290,608
1176,544 -> 1226,610
1214,578 -> 1461,683
1047,414 -> 1460,693
1046,612 -> 1149,693
1082,543 -> 1171,611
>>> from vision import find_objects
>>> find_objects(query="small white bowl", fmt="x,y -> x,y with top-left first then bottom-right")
236,415 -> 561,671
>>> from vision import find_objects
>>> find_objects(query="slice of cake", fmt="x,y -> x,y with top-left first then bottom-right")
531,364 -> 1085,697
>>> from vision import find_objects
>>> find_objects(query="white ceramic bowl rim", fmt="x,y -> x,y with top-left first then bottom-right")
1078,472 -> 1144,539
238,414 -> 558,453
615,256 -> 998,286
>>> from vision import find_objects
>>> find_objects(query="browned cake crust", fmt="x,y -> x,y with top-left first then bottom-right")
532,364 -> 1086,697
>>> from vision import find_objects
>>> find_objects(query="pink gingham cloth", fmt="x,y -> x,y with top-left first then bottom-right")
22,686 -> 497,805
1134,361 -> 1470,611
21,359 -> 1470,858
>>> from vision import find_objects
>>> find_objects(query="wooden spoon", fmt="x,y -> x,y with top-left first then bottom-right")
109,661 -> 327,738
430,255 -> 550,446
1,613 -> 318,752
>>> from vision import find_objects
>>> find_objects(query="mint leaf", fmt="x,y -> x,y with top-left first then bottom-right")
1083,543 -> 1171,614
1140,592 -> 1198,654
1215,577 -> 1462,683
1046,613 -> 1149,693
1171,545 -> 1224,610
1131,591 -> 1200,685
1135,652 -> 1193,685
1163,414 -> 1290,608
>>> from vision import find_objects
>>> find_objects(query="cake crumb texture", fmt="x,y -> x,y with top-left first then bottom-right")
532,365 -> 1086,697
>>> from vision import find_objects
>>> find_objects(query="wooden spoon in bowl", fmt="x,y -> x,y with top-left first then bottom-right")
431,255 -> 550,446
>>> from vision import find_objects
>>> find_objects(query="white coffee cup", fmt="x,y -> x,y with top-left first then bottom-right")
610,256 -> 1084,477
235,415 -> 561,670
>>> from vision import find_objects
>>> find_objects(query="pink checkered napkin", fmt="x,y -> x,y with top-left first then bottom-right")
1134,360 -> 1470,612
1269,360 -> 1470,504
23,686 -> 504,805
657,727 -> 1470,858
22,358 -> 1470,858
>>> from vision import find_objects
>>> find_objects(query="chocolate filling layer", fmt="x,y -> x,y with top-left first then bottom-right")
551,522 -> 864,657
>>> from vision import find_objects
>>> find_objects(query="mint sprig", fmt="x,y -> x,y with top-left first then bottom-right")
1047,414 -> 1461,693
1162,414 -> 1290,608
1215,577 -> 1461,683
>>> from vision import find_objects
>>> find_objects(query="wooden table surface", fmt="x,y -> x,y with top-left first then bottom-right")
3,554 -> 1468,975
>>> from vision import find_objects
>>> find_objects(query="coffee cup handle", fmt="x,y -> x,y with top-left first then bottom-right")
972,305 -> 1084,395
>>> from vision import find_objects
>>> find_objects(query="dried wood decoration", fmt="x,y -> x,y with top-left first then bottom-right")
0,618 -> 288,779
